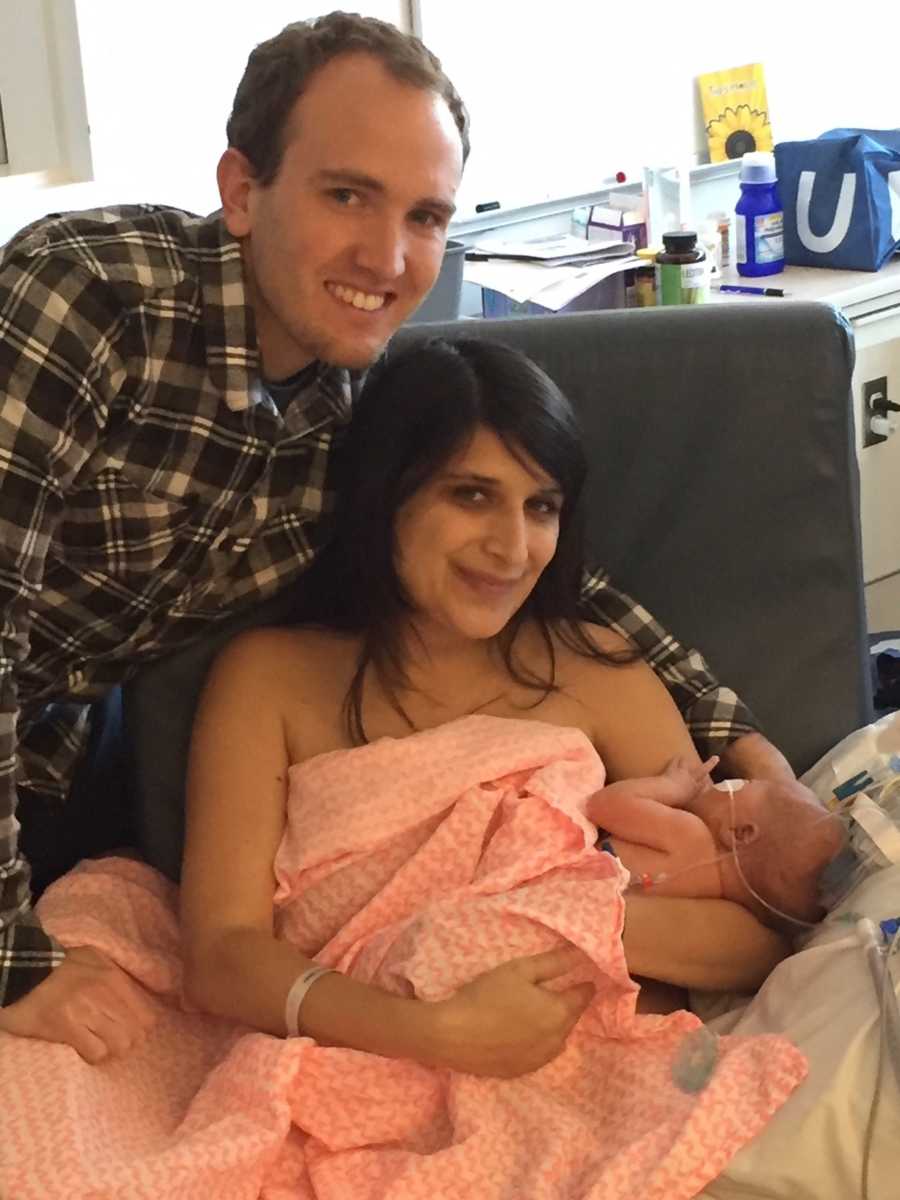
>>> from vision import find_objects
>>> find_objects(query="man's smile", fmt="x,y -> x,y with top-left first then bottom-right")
325,281 -> 390,311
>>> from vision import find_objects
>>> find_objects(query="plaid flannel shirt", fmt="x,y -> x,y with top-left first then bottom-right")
0,205 -> 758,1007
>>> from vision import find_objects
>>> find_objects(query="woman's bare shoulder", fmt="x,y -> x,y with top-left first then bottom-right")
208,624 -> 360,690
551,621 -> 639,675
545,621 -> 651,733
202,625 -> 362,761
549,621 -> 696,777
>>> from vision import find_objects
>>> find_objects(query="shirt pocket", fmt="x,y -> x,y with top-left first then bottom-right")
51,467 -> 196,574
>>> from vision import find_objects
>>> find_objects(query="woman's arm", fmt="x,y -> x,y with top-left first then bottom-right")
571,628 -> 789,990
181,629 -> 438,1051
180,629 -> 593,1077
623,894 -> 789,992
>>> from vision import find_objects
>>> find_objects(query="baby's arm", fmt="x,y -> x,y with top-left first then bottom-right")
585,758 -> 714,852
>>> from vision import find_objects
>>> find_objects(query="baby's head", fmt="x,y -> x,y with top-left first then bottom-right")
692,778 -> 847,929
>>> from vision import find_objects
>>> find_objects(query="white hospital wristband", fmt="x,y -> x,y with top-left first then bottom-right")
284,965 -> 336,1037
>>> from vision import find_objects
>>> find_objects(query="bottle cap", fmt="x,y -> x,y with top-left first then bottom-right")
662,230 -> 698,252
636,246 -> 658,261
740,151 -> 777,184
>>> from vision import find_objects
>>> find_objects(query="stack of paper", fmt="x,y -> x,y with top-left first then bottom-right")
464,253 -> 642,312
469,233 -> 633,267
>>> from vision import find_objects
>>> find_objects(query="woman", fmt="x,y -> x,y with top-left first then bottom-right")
180,337 -> 787,1075
2,338 -> 804,1200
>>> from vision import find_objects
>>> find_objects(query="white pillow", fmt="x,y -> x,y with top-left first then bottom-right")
698,862 -> 900,1199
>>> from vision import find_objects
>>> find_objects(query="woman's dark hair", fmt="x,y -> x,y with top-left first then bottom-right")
304,336 -> 634,741
226,12 -> 469,186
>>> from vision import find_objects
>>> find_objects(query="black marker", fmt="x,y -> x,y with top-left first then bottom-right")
475,201 -> 501,214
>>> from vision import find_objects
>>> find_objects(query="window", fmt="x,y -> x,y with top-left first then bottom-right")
0,95 -> 8,167
0,0 -> 91,183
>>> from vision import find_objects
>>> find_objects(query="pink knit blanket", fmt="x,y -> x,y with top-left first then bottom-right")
1,716 -> 806,1199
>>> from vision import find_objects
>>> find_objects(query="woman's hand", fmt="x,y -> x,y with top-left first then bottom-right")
427,947 -> 595,1078
0,945 -> 158,1063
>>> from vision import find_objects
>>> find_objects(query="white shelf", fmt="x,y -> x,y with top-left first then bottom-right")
656,161 -> 742,186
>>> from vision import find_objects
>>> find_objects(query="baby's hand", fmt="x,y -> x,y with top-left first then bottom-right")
663,755 -> 718,784
656,755 -> 719,804
588,755 -> 721,821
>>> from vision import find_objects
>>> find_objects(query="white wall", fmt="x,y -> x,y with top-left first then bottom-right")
5,1 -> 899,242
419,0 -> 900,222
0,0 -> 408,242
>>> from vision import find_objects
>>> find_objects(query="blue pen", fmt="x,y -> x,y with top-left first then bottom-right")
717,283 -> 786,297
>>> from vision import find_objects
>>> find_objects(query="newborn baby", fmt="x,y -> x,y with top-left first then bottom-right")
587,759 -> 847,929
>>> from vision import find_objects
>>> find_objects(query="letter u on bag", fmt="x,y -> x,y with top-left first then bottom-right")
796,171 -> 856,254
890,171 -> 900,242
776,129 -> 900,270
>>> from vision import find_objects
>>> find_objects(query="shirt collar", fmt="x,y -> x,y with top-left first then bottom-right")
192,211 -> 260,412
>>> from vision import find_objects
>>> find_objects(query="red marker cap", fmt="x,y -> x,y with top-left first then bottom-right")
615,171 -> 627,184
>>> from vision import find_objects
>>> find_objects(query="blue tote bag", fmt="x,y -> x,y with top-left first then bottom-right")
775,129 -> 900,270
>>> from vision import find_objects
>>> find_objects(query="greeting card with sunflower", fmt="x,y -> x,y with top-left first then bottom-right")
698,63 -> 773,163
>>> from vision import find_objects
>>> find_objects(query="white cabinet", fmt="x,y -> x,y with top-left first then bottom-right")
851,298 -> 900,629
832,264 -> 900,629
852,310 -> 900,588
716,259 -> 900,628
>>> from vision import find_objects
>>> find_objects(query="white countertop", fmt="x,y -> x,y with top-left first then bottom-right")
714,256 -> 900,320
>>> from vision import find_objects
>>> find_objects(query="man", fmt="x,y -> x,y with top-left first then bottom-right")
0,12 -> 792,1059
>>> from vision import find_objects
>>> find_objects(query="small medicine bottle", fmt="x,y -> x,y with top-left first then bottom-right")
655,231 -> 708,305
698,222 -> 723,278
735,152 -> 784,277
633,246 -> 658,306
710,212 -> 732,268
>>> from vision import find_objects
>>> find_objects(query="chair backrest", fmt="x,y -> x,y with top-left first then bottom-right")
125,301 -> 872,880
